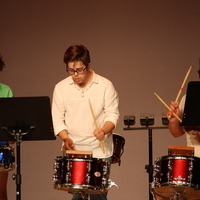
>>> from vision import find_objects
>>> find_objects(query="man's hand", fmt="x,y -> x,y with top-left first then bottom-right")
93,128 -> 105,141
166,101 -> 181,122
63,138 -> 74,150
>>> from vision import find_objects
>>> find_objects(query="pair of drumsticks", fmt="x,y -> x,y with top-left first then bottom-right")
154,66 -> 192,123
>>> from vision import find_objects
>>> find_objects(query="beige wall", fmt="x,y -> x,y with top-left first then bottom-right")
1,0 -> 200,199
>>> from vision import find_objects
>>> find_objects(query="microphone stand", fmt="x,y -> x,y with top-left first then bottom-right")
123,125 -> 168,200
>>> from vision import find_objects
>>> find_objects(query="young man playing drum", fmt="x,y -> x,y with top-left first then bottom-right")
52,44 -> 119,200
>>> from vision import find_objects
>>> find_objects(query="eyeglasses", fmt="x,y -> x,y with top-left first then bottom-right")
66,66 -> 87,75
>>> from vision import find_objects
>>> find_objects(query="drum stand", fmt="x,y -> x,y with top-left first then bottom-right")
124,125 -> 168,200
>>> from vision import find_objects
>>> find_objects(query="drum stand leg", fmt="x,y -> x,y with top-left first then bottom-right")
81,192 -> 89,200
145,128 -> 154,200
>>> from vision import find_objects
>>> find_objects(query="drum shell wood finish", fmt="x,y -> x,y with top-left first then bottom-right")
112,133 -> 125,165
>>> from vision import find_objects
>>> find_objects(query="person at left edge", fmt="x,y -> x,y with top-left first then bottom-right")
0,54 -> 14,200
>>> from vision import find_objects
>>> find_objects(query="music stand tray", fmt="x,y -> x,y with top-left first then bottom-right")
0,96 -> 55,141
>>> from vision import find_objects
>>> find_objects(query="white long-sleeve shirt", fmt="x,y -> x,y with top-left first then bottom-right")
52,71 -> 119,158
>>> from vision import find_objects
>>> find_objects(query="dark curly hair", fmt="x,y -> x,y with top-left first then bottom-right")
0,54 -> 5,71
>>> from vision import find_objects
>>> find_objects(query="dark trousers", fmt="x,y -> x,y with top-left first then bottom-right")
72,192 -> 107,200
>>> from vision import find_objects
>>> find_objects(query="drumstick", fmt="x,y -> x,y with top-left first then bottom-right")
175,66 -> 192,103
154,92 -> 182,122
88,99 -> 105,154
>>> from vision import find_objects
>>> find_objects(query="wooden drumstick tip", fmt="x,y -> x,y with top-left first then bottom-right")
175,66 -> 192,103
100,141 -> 105,154
88,99 -> 106,154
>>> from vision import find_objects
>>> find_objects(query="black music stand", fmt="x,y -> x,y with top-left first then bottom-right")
181,81 -> 200,127
0,96 -> 56,200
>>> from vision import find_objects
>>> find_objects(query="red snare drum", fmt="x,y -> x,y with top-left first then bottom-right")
151,155 -> 200,199
53,151 -> 111,194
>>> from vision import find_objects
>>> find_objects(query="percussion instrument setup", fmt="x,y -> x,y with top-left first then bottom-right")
0,96 -> 125,200
52,133 -> 125,199
52,98 -> 125,199
1,66 -> 198,200
123,114 -> 200,200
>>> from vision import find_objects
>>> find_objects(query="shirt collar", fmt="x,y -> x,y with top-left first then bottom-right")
91,70 -> 98,84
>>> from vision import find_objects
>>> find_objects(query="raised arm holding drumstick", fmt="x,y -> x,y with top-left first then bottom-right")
154,65 -> 200,145
166,66 -> 192,137
153,66 -> 199,200
155,66 -> 192,122
166,65 -> 200,158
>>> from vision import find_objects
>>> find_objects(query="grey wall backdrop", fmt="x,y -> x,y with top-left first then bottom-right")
1,0 -> 200,199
